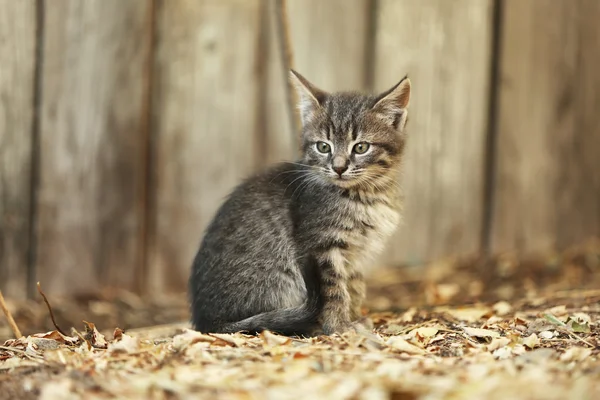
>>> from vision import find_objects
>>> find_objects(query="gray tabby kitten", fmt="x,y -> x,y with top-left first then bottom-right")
189,70 -> 411,336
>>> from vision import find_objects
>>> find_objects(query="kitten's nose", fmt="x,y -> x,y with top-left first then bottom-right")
333,165 -> 348,176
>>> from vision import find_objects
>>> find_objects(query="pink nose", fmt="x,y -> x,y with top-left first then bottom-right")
333,166 -> 348,176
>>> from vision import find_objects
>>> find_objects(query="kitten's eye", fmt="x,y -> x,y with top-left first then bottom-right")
353,143 -> 370,154
316,141 -> 331,153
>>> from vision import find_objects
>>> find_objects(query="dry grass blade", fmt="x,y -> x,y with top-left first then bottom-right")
0,290 -> 22,338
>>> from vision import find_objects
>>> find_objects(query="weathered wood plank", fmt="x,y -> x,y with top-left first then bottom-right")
263,0 -> 371,164
0,0 -> 36,299
374,0 -> 493,264
491,0 -> 600,253
36,0 -> 152,295
149,0 -> 262,292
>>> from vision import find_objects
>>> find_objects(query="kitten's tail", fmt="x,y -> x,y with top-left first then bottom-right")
218,262 -> 323,337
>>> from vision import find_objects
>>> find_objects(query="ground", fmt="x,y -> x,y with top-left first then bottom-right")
1,239 -> 599,399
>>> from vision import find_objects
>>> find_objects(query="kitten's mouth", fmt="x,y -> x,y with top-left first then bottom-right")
330,175 -> 359,188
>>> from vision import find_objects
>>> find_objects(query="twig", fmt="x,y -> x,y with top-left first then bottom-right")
560,328 -> 596,348
36,282 -> 67,336
0,290 -> 22,338
274,0 -> 302,142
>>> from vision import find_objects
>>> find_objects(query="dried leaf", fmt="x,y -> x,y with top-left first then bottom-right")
401,308 -> 417,322
261,330 -> 291,347
446,307 -> 490,323
113,328 -> 124,341
546,305 -> 568,317
82,321 -> 108,349
172,329 -> 215,351
107,334 -> 139,354
381,324 -> 404,335
487,337 -> 511,352
412,327 -> 439,338
492,301 -> 512,316
522,333 -> 540,349
566,313 -> 591,333
209,333 -> 244,347
560,347 -> 592,362
463,327 -> 500,339
492,346 -> 512,360
386,337 -> 426,355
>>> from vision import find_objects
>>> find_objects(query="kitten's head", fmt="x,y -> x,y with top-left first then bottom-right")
290,70 -> 411,190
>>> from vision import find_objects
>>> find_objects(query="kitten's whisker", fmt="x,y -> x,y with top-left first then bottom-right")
291,173 -> 320,199
283,172 -> 314,193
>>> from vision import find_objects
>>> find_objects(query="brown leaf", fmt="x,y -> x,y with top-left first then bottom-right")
113,327 -> 124,341
82,321 -> 108,349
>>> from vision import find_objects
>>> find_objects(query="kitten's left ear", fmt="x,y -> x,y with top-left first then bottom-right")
289,70 -> 327,126
372,75 -> 411,130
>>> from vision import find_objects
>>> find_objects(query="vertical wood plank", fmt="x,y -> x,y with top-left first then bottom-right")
149,0 -> 262,292
491,0 -> 600,252
374,0 -> 493,264
37,0 -> 152,295
263,0 -> 371,164
0,0 -> 36,299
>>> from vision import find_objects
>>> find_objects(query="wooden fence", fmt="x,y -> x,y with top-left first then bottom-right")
1,0 -> 599,299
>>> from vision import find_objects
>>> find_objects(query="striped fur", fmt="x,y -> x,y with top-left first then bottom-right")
189,71 -> 411,336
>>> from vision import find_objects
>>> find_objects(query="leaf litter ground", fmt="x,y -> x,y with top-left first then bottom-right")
1,239 -> 599,399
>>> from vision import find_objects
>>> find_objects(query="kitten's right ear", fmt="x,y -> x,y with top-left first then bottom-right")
289,70 -> 327,126
372,75 -> 411,131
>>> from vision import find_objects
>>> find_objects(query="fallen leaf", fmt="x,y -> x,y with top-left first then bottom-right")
386,337 -> 426,355
381,324 -> 404,335
492,346 -> 512,360
210,333 -> 244,347
539,330 -> 555,340
113,328 -> 124,341
172,329 -> 215,351
82,321 -> 108,349
446,307 -> 490,323
492,301 -> 513,316
560,347 -> 592,362
463,327 -> 500,339
261,330 -> 291,346
412,327 -> 439,338
400,308 -> 417,322
522,333 -> 540,349
107,334 -> 139,354
546,305 -> 568,317
567,313 -> 591,333
487,337 -> 511,352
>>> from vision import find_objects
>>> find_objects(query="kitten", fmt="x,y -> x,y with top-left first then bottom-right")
189,70 -> 411,336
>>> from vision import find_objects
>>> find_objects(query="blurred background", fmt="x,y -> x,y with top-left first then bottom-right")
0,0 -> 599,309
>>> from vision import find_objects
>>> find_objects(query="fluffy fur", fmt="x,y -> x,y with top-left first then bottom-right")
189,70 -> 411,336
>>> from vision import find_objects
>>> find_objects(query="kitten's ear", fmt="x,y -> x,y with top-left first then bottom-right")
289,70 -> 327,126
371,75 -> 411,130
